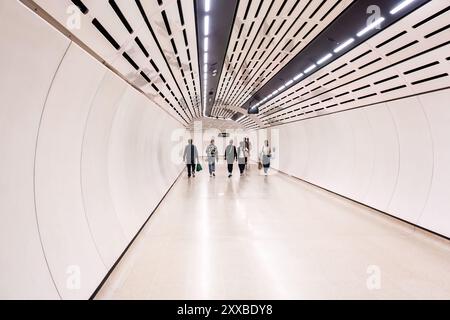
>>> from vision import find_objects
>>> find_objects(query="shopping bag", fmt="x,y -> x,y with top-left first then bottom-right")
258,161 -> 262,170
196,163 -> 203,172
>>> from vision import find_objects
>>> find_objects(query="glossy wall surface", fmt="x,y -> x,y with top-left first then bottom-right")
0,1 -> 184,299
270,88 -> 450,239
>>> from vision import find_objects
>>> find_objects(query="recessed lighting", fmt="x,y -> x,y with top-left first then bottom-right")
293,73 -> 304,80
317,53 -> 333,65
333,38 -> 355,53
356,17 -> 385,37
390,0 -> 414,15
204,16 -> 210,36
285,80 -> 294,86
304,64 -> 316,73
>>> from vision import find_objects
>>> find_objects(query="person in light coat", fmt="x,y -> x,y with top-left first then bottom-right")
206,139 -> 219,177
237,141 -> 248,176
260,139 -> 272,176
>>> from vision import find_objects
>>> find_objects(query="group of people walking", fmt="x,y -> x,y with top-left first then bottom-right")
182,138 -> 272,178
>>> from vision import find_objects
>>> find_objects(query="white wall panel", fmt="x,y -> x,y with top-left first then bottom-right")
363,104 -> 399,211
34,43 -> 108,299
81,72 -> 129,269
1,1 -> 185,299
387,97 -> 433,224
0,0 -> 69,299
419,90 -> 450,236
271,89 -> 449,238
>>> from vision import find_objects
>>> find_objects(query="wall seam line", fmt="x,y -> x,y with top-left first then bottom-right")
32,42 -> 72,300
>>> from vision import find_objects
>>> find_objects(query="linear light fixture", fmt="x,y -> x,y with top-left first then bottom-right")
317,53 -> 333,65
205,0 -> 211,12
204,15 -> 210,36
204,37 -> 209,51
390,0 -> 414,15
285,80 -> 294,86
293,73 -> 304,81
356,17 -> 385,37
304,64 -> 316,73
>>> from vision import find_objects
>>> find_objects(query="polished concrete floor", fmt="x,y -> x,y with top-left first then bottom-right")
96,162 -> 450,299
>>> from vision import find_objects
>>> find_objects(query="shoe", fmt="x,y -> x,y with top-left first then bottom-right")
188,175 -> 191,178
228,174 -> 232,178
213,173 -> 215,177
210,174 -> 212,177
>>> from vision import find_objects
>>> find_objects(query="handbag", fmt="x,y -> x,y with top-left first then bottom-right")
196,163 -> 203,172
258,161 -> 263,170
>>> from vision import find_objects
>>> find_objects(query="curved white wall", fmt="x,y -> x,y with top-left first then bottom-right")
272,88 -> 450,239
0,1 -> 184,299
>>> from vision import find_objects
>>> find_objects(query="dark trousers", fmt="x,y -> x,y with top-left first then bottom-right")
187,163 -> 196,177
227,164 -> 234,174
238,164 -> 245,174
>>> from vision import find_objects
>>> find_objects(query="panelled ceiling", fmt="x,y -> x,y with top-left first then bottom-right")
27,0 -> 202,127
211,0 -> 352,118
251,0 -> 450,130
22,0 -> 450,130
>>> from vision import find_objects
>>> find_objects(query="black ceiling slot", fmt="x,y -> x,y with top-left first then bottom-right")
135,37 -> 149,57
411,73 -> 449,85
140,71 -> 151,83
255,0 -> 264,18
331,63 -> 347,73
122,52 -> 139,70
109,0 -> 133,34
309,0 -> 327,19
376,30 -> 407,49
352,84 -> 370,92
150,59 -> 159,73
341,99 -> 355,104
161,11 -> 172,36
424,24 -> 450,39
92,18 -> 121,50
71,0 -> 89,14
403,58 -> 440,74
183,30 -> 188,46
374,75 -> 399,85
276,0 -> 288,16
320,0 -> 341,21
350,50 -> 372,63
275,20 -> 287,36
380,85 -> 407,93
170,39 -> 178,55
265,20 -> 276,36
243,0 -> 253,20
358,93 -> 377,100
335,91 -> 349,98
412,5 -> 450,29
302,24 -> 318,40
177,0 -> 185,26
386,40 -> 419,57
338,69 -> 355,79
287,0 -> 301,16
359,57 -> 382,70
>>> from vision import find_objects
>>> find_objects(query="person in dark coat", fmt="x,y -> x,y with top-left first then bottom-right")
183,139 -> 199,178
224,139 -> 237,178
